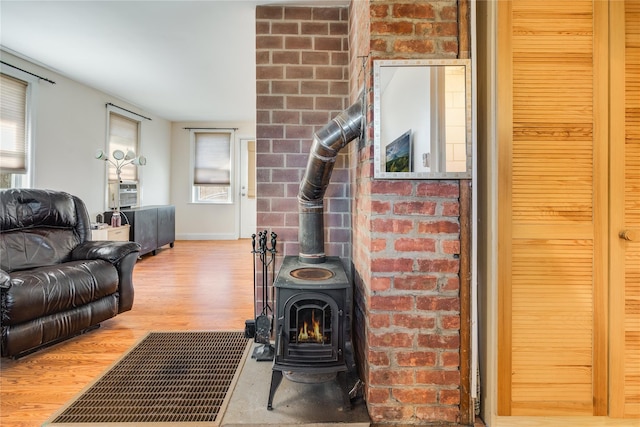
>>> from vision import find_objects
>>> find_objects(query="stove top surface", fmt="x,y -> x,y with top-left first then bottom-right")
274,256 -> 349,289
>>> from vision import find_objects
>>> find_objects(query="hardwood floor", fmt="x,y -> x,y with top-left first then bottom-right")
3,240 -> 635,427
0,240 -> 255,427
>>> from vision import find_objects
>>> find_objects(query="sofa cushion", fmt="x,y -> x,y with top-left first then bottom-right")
0,189 -> 84,231
0,189 -> 92,272
2,295 -> 119,358
2,260 -> 119,326
1,228 -> 80,273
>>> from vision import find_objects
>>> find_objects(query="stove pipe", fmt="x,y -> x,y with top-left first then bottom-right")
297,99 -> 363,264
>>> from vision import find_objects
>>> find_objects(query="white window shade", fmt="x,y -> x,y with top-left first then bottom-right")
109,112 -> 139,181
194,132 -> 231,185
0,74 -> 27,173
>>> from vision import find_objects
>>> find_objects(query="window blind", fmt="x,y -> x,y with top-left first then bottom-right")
194,132 -> 231,185
0,74 -> 28,173
108,112 -> 139,181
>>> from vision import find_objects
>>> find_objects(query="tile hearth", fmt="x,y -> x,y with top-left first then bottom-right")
222,341 -> 370,427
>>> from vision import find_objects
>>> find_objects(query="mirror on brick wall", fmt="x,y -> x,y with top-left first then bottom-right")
373,59 -> 472,179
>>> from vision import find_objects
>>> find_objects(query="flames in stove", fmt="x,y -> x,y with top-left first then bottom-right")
297,309 -> 324,343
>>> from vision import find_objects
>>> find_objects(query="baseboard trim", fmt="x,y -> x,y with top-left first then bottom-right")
176,233 -> 238,240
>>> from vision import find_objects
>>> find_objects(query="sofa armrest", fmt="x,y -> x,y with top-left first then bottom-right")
71,241 -> 140,314
115,251 -> 139,313
71,241 -> 141,264
0,270 -> 10,290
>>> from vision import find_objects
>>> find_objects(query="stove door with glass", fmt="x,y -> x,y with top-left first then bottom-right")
277,290 -> 344,367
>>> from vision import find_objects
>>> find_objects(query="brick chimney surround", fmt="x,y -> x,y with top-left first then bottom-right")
256,1 -> 468,424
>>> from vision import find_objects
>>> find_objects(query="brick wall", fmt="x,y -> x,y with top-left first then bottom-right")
358,180 -> 462,424
350,1 -> 464,424
255,5 -> 350,268
256,1 -> 466,424
370,1 -> 459,58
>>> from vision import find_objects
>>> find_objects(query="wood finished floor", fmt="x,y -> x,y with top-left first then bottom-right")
0,239 -> 255,427
2,240 -> 636,427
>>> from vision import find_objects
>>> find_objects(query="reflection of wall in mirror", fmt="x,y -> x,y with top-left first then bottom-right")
445,66 -> 467,172
380,67 -> 431,173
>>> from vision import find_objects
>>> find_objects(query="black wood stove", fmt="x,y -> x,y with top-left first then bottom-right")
267,256 -> 351,410
266,99 -> 363,411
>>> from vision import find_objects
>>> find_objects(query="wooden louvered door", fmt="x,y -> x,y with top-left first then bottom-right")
610,0 -> 640,418
497,0 -> 610,416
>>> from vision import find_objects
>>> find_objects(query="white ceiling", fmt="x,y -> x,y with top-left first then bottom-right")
0,0 -> 349,122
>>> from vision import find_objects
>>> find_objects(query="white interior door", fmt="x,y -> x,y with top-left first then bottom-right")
240,138 -> 257,238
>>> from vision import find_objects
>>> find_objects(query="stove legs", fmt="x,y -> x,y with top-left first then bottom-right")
267,369 -> 283,410
336,370 -> 352,411
267,369 -> 352,411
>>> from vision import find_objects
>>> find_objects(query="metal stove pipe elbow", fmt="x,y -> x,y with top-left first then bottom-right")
298,99 -> 363,264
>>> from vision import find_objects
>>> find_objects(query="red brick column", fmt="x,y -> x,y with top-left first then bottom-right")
364,180 -> 462,423
349,1 -> 464,424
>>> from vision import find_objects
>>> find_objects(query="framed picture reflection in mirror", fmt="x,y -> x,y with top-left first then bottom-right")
373,58 -> 472,179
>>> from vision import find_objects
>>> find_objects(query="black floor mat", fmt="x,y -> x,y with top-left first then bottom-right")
47,331 -> 249,425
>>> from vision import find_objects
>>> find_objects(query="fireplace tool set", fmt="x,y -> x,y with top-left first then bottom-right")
246,230 -> 277,361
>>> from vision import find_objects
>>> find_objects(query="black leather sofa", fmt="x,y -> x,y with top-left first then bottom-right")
0,189 -> 141,358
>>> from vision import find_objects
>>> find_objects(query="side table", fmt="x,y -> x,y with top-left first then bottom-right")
91,224 -> 130,242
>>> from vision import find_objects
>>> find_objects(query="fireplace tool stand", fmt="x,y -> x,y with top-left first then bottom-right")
250,231 -> 277,361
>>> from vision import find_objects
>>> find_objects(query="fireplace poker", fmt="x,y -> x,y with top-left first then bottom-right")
259,230 -> 271,316
269,232 -> 277,314
261,231 -> 267,314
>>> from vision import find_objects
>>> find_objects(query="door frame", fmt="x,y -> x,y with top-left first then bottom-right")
238,137 -> 257,239
608,1 -> 625,414
608,0 -> 638,418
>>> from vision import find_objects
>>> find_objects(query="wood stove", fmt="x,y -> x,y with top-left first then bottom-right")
267,256 -> 351,410
266,98 -> 364,411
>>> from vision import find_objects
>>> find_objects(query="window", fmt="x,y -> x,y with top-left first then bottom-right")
108,111 -> 140,182
0,72 -> 32,189
191,130 -> 234,203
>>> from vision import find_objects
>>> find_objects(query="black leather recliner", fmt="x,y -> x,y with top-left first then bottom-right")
0,189 -> 141,358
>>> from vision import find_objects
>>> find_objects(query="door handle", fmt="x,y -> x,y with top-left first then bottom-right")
619,230 -> 638,241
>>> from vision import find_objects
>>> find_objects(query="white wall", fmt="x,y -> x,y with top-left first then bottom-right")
380,66 -> 430,173
3,51 -> 172,220
4,51 -> 257,240
170,121 -> 254,240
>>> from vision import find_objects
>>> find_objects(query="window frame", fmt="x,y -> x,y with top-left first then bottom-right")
0,64 -> 38,189
105,106 -> 142,183
189,129 -> 235,204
